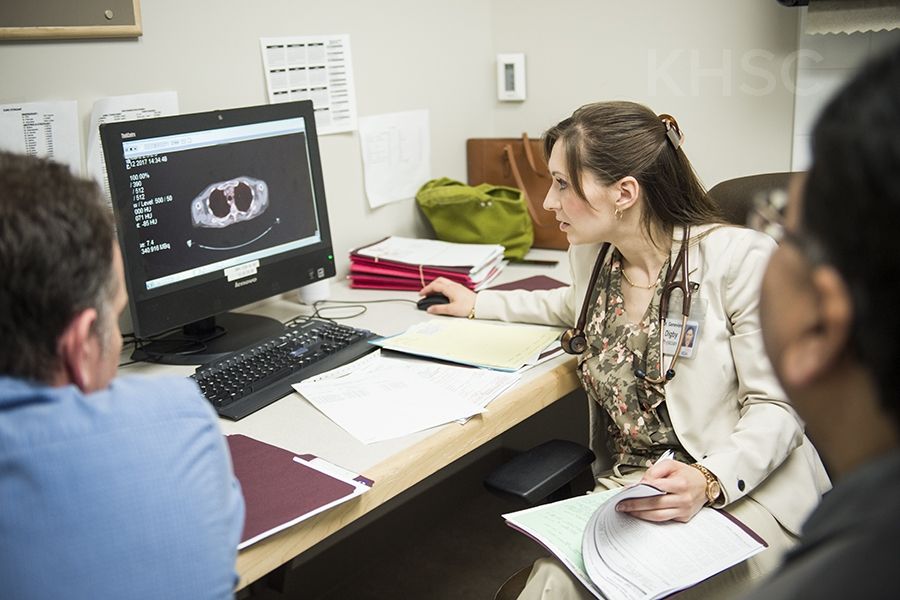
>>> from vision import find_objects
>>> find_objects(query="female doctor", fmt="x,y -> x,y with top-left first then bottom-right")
420,101 -> 830,599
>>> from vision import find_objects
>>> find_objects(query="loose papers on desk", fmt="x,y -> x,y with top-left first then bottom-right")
503,485 -> 766,600
226,434 -> 372,550
371,318 -> 563,372
293,350 -> 519,444
349,236 -> 507,291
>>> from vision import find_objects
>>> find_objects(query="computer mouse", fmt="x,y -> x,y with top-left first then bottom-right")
416,293 -> 451,310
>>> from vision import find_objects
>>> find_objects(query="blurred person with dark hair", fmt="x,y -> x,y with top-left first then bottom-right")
745,43 -> 900,600
0,152 -> 244,599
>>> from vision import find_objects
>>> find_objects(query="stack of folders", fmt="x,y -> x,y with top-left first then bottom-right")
349,236 -> 507,291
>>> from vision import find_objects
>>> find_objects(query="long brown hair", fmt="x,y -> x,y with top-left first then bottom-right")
543,101 -> 722,245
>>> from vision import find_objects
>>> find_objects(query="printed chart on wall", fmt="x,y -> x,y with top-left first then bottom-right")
0,101 -> 81,175
260,34 -> 358,135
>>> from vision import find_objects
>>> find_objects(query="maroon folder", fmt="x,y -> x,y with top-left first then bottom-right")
487,275 -> 567,291
227,434 -> 373,549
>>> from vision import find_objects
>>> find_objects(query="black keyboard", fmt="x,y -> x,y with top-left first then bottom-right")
191,319 -> 379,420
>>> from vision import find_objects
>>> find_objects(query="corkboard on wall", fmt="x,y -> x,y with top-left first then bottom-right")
0,0 -> 141,40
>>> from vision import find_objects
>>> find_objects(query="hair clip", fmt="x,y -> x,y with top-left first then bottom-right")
658,114 -> 685,150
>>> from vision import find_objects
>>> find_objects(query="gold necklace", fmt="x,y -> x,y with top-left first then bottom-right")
621,268 -> 657,290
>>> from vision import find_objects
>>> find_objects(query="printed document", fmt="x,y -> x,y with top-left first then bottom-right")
505,490 -> 619,597
358,109 -> 431,208
260,34 -> 358,134
0,101 -> 81,174
293,350 -> 517,443
504,484 -> 766,600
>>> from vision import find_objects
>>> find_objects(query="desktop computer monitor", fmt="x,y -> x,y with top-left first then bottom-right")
101,100 -> 335,364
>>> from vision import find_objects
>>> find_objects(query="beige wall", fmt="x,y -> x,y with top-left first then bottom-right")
490,0 -> 799,189
791,9 -> 900,170
0,0 -> 495,276
0,0 -> 799,279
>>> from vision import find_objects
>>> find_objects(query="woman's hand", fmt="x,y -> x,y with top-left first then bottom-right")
614,459 -> 709,523
419,277 -> 477,317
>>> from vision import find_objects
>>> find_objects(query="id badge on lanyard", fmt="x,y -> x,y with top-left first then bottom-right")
662,282 -> 707,360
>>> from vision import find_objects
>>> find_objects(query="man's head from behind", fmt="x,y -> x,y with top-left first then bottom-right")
760,44 -> 900,475
0,151 -> 125,392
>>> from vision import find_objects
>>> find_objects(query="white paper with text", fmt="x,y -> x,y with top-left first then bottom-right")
358,109 -> 431,208
0,101 -> 81,174
260,34 -> 357,135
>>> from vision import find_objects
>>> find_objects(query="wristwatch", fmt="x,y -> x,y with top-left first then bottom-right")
689,463 -> 722,506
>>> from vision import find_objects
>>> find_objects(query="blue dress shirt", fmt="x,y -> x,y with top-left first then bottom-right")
0,375 -> 245,599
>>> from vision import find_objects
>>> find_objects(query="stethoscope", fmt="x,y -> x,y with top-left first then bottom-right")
561,226 -> 693,385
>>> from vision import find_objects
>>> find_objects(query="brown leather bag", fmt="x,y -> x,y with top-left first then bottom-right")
466,134 -> 569,250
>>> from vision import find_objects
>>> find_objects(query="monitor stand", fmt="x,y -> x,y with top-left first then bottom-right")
131,312 -> 286,366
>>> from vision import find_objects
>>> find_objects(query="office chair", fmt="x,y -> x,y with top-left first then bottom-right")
708,172 -> 794,226
483,172 -> 796,507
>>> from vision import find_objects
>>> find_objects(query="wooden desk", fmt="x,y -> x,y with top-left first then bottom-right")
120,250 -> 579,589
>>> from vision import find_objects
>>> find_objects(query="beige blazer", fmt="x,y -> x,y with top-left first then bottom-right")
476,224 -> 831,534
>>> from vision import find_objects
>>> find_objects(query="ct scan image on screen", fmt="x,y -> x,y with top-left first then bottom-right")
124,118 -> 320,293
190,176 -> 269,230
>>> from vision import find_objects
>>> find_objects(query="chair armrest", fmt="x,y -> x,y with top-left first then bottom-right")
484,439 -> 595,504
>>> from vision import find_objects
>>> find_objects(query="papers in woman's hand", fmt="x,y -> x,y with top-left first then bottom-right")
504,490 -> 619,597
582,484 -> 766,599
292,350 -> 520,444
504,483 -> 766,600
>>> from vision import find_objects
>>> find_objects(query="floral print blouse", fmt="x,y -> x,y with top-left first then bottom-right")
577,249 -> 693,470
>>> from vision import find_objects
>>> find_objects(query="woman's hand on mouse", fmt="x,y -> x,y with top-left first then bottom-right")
419,277 -> 476,317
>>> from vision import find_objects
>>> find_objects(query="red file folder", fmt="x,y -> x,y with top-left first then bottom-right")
348,262 -> 504,291
348,274 -> 428,291
350,256 -> 475,284
348,237 -> 506,291
227,434 -> 373,549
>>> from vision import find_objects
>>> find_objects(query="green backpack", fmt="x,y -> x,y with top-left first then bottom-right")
415,177 -> 534,261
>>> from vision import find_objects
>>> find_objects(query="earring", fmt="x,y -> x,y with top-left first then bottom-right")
615,208 -> 623,220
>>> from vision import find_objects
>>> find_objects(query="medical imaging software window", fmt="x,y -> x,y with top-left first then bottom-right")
122,118 -> 322,293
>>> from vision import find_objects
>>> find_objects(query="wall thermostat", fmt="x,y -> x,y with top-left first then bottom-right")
497,53 -> 526,101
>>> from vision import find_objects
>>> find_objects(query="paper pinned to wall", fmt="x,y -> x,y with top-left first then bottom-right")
358,109 -> 431,208
0,100 -> 81,174
85,91 -> 179,205
260,34 -> 358,135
